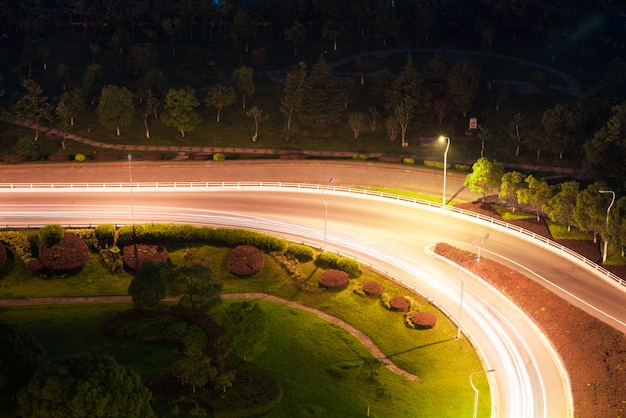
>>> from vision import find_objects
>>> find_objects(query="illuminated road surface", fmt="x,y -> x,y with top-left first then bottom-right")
0,187 -> 594,417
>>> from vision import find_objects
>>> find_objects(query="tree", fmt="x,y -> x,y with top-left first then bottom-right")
544,181 -> 580,231
523,123 -> 549,161
81,64 -> 102,103
161,87 -> 202,138
509,113 -> 523,156
0,322 -> 45,402
574,182 -> 610,244
583,102 -> 626,190
499,171 -> 525,211
541,103 -> 583,159
205,85 -> 236,123
323,20 -> 345,51
96,85 -> 135,136
447,60 -> 479,118
160,17 -> 180,57
214,370 -> 236,393
88,42 -> 100,64
220,301 -> 268,362
37,44 -> 50,70
14,78 -> 53,140
611,197 -> 626,257
168,264 -> 222,311
280,61 -> 307,132
464,158 -> 504,202
142,92 -> 159,139
171,347 -> 216,394
283,21 -> 307,56
232,66 -> 255,109
394,98 -> 413,147
231,8 -> 256,52
16,353 -> 153,418
348,112 -> 367,138
58,90 -> 84,126
128,261 -> 168,309
297,55 -> 347,128
477,126 -> 491,158
385,116 -> 399,142
517,175 -> 552,221
245,106 -> 266,142
357,358 -> 387,417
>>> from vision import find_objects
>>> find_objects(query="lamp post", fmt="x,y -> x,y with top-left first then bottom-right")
472,233 -> 490,262
456,257 -> 479,340
322,177 -> 334,251
438,136 -> 450,208
599,190 -> 615,263
127,153 -> 135,229
470,369 -> 496,418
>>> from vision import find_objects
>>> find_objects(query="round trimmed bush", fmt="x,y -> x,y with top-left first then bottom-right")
318,269 -> 349,289
227,245 -> 265,276
123,244 -> 169,271
213,153 -> 226,161
410,311 -> 438,329
390,296 -> 410,312
39,232 -> 89,274
362,281 -> 382,296
75,153 -> 86,162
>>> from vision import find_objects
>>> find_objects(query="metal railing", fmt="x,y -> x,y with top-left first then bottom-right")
2,180 -> 624,288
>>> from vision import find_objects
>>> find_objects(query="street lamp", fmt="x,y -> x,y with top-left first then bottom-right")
472,233 -> 490,262
322,177 -> 334,251
470,369 -> 496,418
127,153 -> 135,229
599,190 -> 615,263
438,136 -> 450,208
456,257 -> 479,339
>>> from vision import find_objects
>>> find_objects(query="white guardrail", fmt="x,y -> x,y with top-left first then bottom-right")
2,180 -> 624,289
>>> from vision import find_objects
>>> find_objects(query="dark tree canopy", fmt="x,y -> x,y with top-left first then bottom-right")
16,353 -> 153,418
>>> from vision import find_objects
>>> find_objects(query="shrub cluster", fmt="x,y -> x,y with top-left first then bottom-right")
38,232 -> 89,274
122,244 -> 169,271
140,153 -> 162,161
226,245 -> 265,276
92,153 -> 119,161
115,316 -> 209,350
74,153 -> 86,162
285,243 -> 314,262
315,252 -> 361,278
94,223 -> 116,248
409,312 -> 438,329
403,157 -> 415,165
38,224 -> 64,245
423,160 -> 450,169
318,269 -> 349,289
213,153 -> 226,161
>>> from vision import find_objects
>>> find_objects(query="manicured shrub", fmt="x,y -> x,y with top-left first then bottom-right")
92,153 -> 119,161
336,257 -> 361,278
363,281 -> 382,296
140,152 -> 162,161
210,369 -> 282,417
122,244 -> 169,271
318,269 -> 349,289
315,251 -> 340,269
0,231 -> 35,264
48,154 -> 69,161
403,157 -> 415,165
74,153 -> 86,162
227,245 -> 265,276
410,312 -> 438,329
2,155 -> 28,164
38,224 -> 65,245
455,163 -> 471,172
213,153 -> 226,161
285,243 -> 314,262
94,223 -> 116,248
390,296 -> 410,312
39,232 -> 89,274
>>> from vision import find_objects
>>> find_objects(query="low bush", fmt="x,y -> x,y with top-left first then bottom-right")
389,296 -> 410,312
115,316 -> 208,350
318,269 -> 349,289
74,153 -> 86,162
94,223 -> 116,248
362,281 -> 382,296
315,252 -> 340,269
91,153 -> 119,161
285,243 -> 314,262
213,153 -> 226,161
2,154 -> 28,164
0,231 -> 36,264
38,224 -> 64,245
227,245 -> 265,276
140,153 -> 162,161
455,163 -> 471,171
208,369 -> 282,417
423,160 -> 450,169
316,252 -> 361,277
279,152 -> 307,160
48,154 -> 69,161
38,232 -> 89,274
0,241 -> 7,270
410,312 -> 438,329
403,157 -> 415,165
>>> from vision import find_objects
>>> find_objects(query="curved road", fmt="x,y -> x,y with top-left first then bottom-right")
2,161 -> 622,417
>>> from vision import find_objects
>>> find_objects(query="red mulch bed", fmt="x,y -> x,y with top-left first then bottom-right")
450,202 -> 626,418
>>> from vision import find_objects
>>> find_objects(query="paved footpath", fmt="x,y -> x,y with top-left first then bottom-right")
0,293 -> 419,381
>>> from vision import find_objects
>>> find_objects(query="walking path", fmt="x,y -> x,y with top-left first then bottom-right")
0,293 -> 419,381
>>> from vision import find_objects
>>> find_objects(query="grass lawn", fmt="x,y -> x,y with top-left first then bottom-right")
0,242 -> 490,417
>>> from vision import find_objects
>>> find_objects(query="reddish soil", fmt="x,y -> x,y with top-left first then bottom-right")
450,202 -> 626,418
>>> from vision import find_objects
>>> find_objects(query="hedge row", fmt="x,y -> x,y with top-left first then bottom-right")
315,251 -> 362,278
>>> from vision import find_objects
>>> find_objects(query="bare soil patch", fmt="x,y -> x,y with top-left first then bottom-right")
451,202 -> 626,418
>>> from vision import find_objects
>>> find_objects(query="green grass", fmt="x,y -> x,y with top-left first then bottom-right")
0,243 -> 491,417
491,204 -> 536,220
545,219 -> 593,241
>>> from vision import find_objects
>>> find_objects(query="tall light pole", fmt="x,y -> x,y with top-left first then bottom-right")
472,233 -> 490,262
470,369 -> 496,418
456,257 -> 479,339
127,153 -> 135,229
322,177 -> 334,251
599,190 -> 615,263
438,136 -> 450,208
